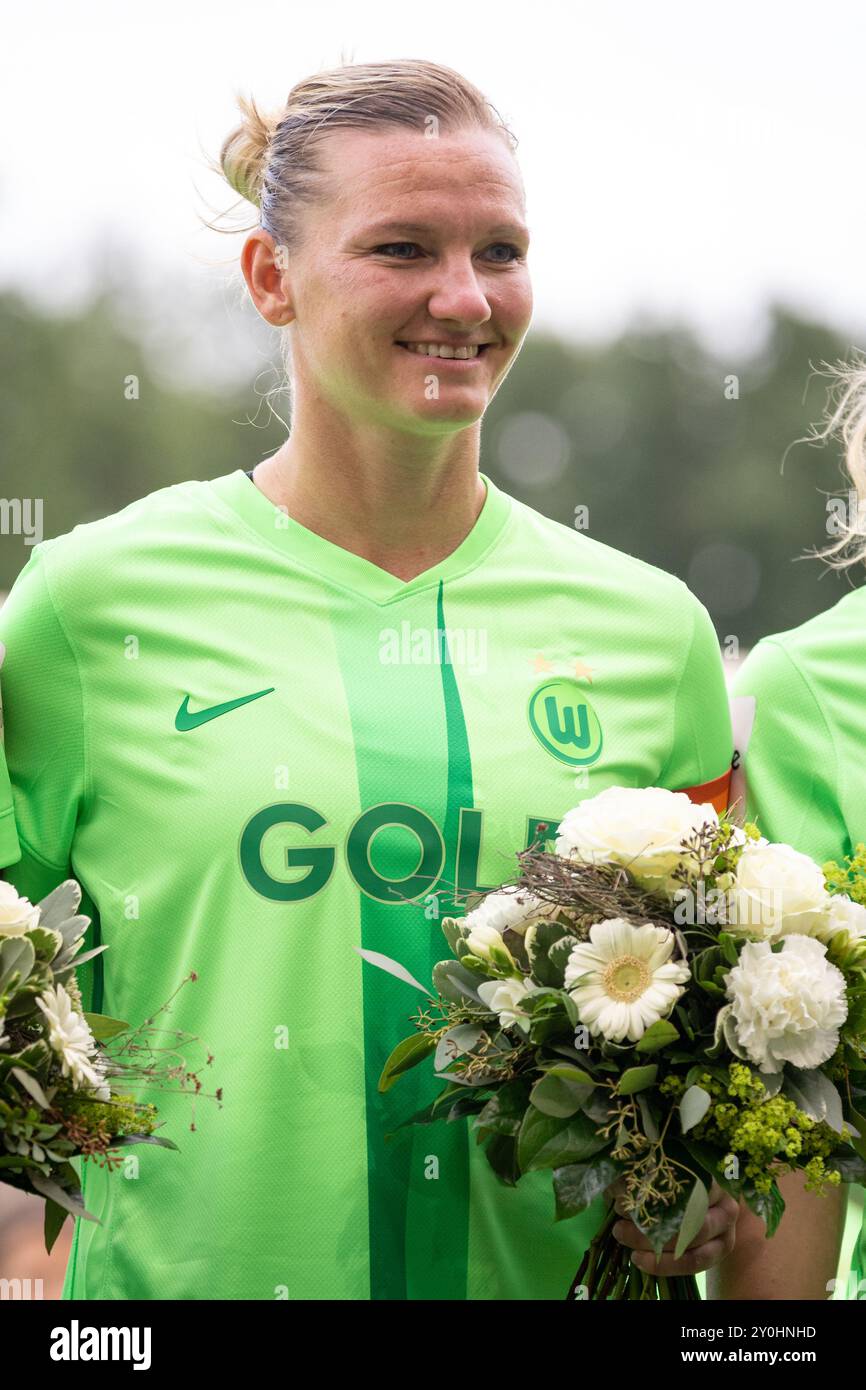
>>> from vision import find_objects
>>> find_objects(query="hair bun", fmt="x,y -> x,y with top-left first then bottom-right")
219,92 -> 280,208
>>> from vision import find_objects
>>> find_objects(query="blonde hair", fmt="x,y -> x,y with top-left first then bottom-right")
208,58 -> 518,253
804,353 -> 866,573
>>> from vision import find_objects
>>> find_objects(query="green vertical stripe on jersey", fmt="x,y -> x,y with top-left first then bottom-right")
332,578 -> 472,1299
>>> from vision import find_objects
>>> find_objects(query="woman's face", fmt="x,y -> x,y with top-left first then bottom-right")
255,124 -> 533,433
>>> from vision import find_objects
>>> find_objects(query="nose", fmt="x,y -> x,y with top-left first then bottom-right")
425,255 -> 493,328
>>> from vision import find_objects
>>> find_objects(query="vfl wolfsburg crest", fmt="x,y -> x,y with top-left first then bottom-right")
527,677 -> 603,767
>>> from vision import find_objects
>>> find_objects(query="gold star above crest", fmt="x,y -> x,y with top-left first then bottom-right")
531,652 -> 555,673
529,653 -> 595,682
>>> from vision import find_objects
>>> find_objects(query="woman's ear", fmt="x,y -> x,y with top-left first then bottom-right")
240,229 -> 294,327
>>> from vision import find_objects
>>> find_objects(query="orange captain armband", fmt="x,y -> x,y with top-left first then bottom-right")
673,765 -> 733,817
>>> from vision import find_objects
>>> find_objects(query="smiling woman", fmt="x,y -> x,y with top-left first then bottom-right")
206,63 -> 534,579
0,58 -> 737,1303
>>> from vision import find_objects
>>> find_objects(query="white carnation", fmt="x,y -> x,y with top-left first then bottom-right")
554,785 -> 718,894
724,935 -> 848,1073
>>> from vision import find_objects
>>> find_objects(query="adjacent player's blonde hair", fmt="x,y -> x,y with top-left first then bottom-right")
806,354 -> 866,573
208,58 -> 518,253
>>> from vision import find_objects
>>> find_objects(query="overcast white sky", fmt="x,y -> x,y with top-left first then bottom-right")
2,0 -> 865,358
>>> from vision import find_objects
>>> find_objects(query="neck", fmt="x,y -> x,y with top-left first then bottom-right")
250,400 -> 488,582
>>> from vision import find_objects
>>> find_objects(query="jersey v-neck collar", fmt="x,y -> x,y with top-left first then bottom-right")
206,466 -> 514,606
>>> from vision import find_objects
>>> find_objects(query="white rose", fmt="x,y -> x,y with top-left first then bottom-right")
729,841 -> 830,940
463,886 -> 558,938
554,785 -> 718,893
724,935 -> 848,1073
477,976 -> 534,1034
0,881 -> 41,937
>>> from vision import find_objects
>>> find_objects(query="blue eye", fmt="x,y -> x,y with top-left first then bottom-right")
373,242 -> 525,263
374,243 -> 421,259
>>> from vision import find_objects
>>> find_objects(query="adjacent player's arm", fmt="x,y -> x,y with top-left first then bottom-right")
707,1169 -> 847,1300
712,638 -> 852,1300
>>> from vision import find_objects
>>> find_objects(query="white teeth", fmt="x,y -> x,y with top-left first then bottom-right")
400,343 -> 481,359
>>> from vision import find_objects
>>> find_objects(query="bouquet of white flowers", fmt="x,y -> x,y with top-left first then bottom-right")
0,877 -> 220,1251
366,786 -> 866,1300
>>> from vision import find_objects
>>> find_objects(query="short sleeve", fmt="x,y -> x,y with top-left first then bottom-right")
659,596 -> 734,814
0,542 -> 88,898
728,637 -> 850,863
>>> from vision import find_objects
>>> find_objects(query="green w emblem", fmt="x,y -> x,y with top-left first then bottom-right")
527,678 -> 603,766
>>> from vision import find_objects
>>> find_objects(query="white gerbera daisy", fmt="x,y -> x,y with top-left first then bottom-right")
564,918 -> 690,1043
35,982 -> 111,1098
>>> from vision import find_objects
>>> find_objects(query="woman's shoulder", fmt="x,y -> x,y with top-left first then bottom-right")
735,581 -> 866,687
730,580 -> 866,753
505,487 -> 698,612
1,473 -> 233,635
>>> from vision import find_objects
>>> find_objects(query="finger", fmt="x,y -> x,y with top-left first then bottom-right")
613,1195 -> 739,1253
630,1229 -> 736,1277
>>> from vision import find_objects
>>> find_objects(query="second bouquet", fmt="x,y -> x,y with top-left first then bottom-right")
366,785 -> 866,1300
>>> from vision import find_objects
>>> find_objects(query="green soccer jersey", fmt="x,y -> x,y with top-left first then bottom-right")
0,467 -> 733,1300
729,582 -> 866,1298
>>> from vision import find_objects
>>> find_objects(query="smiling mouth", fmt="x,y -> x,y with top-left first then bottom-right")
395,342 -> 491,358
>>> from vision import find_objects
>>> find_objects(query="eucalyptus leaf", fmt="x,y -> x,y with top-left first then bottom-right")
530,1066 -> 595,1119
11,1066 -> 52,1110
783,1067 -> 845,1133
354,946 -> 430,995
617,1064 -> 658,1095
432,958 -> 488,1006
29,1172 -> 99,1223
673,1178 -> 709,1259
637,1093 -> 659,1142
83,1012 -> 130,1042
434,1024 -> 485,1075
634,1019 -> 679,1054
679,1084 -> 712,1133
107,1133 -> 180,1151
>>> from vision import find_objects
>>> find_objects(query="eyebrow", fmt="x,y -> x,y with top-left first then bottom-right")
364,220 -> 530,240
